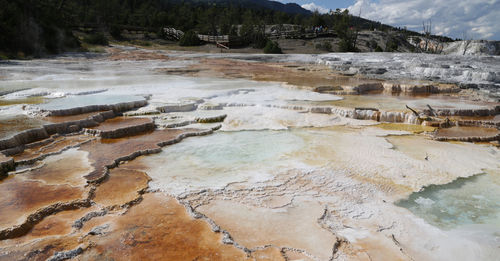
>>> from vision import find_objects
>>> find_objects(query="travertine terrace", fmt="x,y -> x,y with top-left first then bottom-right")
0,47 -> 499,260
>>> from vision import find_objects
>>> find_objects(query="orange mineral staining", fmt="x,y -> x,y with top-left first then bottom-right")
12,135 -> 92,163
22,149 -> 92,187
0,175 -> 87,235
89,117 -> 153,132
81,193 -> 249,260
93,168 -> 150,208
44,111 -> 106,123
81,128 -> 206,181
435,126 -> 500,138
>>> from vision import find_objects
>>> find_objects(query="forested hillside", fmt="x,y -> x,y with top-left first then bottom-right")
0,0 -> 453,58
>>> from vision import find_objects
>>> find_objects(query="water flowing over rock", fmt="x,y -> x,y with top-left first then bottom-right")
0,111 -> 116,154
156,103 -> 198,113
83,117 -> 155,139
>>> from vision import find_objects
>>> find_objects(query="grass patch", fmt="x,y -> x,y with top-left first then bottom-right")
83,33 -> 109,46
130,39 -> 152,47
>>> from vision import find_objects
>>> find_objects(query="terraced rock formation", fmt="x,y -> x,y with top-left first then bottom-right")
0,108 -> 225,259
1,47 -> 499,261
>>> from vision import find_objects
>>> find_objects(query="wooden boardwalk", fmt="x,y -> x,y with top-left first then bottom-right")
197,34 -> 243,47
268,30 -> 336,39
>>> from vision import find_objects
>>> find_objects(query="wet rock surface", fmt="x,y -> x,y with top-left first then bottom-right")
0,47 -> 499,261
0,154 -> 13,178
84,117 -> 155,138
80,193 -> 250,260
80,128 -> 213,182
93,168 -> 150,208
434,126 -> 500,142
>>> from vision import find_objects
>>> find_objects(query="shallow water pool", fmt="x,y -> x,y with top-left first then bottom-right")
140,130 -> 310,194
397,171 -> 500,230
38,94 -> 145,111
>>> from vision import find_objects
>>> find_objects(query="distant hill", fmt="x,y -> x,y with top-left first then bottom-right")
0,0 -> 460,59
174,0 -> 311,15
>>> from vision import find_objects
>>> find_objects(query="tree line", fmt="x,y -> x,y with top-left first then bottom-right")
0,0 -> 453,58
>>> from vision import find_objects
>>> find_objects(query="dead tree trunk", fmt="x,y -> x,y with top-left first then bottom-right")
406,105 -> 419,117
462,32 -> 472,55
426,104 -> 436,116
422,20 -> 432,52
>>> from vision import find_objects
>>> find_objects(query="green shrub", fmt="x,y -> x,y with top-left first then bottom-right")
251,33 -> 268,49
110,26 -> 123,40
385,38 -> 399,52
42,25 -> 60,54
338,38 -> 357,52
375,45 -> 383,52
179,31 -> 201,46
315,42 -> 332,52
83,33 -> 109,45
63,30 -> 80,49
263,40 -> 282,54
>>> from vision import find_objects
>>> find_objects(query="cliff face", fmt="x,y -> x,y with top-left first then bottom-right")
443,40 -> 500,56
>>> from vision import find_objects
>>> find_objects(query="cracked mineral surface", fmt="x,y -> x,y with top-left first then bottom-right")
0,46 -> 499,260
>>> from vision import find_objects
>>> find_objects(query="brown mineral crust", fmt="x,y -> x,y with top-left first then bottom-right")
181,58 -> 381,90
283,250 -> 315,261
0,154 -> 14,178
23,150 -> 92,187
43,111 -> 106,123
197,199 -> 338,261
81,128 -> 212,182
89,117 -> 152,132
0,111 -> 115,154
12,135 -> 92,164
435,126 -> 500,138
0,235 -> 84,261
85,117 -> 155,138
93,168 -> 150,208
0,175 -> 88,236
250,247 -> 285,260
0,116 -> 48,140
354,236 -> 408,261
0,206 -> 100,247
80,193 -> 250,260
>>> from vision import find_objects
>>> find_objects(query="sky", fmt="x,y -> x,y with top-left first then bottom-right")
278,0 -> 500,40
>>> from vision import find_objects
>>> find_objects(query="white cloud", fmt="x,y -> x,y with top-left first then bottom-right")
301,3 -> 330,14
347,0 -> 500,40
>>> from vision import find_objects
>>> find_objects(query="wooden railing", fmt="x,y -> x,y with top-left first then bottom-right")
197,35 -> 230,43
268,30 -> 336,39
72,24 -> 157,33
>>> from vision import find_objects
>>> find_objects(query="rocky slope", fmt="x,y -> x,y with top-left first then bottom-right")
443,40 -> 500,56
